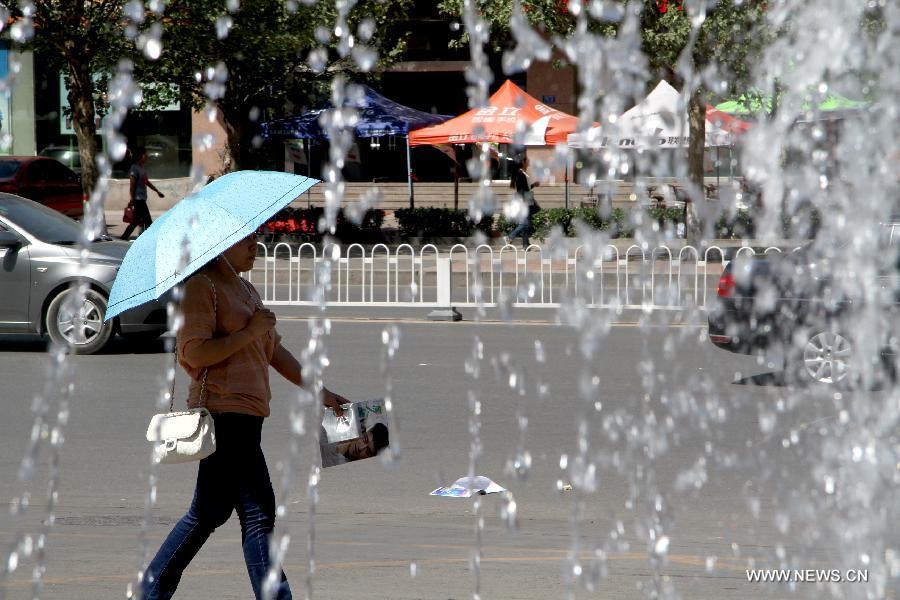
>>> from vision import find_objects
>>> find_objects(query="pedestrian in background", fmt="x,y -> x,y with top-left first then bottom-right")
121,147 -> 165,240
506,156 -> 540,249
141,233 -> 348,600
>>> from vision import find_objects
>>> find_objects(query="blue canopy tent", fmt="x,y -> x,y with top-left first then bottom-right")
262,86 -> 452,208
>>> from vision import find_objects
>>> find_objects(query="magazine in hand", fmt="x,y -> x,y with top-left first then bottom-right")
320,398 -> 391,468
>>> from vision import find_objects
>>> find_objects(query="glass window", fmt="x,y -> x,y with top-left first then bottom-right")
39,147 -> 81,172
43,160 -> 78,182
0,195 -> 83,244
0,160 -> 20,178
26,161 -> 52,182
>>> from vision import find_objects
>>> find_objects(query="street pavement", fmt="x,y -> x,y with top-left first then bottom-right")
0,312 -> 879,599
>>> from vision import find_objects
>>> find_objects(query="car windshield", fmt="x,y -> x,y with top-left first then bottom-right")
0,195 -> 84,244
0,161 -> 22,178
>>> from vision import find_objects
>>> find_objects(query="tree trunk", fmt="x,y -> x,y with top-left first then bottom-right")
66,63 -> 99,201
222,115 -> 241,174
686,85 -> 707,243
221,105 -> 257,174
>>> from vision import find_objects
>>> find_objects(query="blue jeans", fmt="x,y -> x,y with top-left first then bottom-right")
142,413 -> 291,600
509,216 -> 532,248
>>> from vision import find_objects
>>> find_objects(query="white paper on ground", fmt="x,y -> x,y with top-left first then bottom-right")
430,476 -> 507,498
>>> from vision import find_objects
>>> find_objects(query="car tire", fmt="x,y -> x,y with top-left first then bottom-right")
789,329 -> 853,386
45,288 -> 115,355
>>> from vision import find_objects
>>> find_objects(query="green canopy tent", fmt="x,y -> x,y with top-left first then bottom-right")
716,92 -> 867,116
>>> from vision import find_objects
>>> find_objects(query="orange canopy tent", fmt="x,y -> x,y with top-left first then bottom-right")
409,80 -> 578,147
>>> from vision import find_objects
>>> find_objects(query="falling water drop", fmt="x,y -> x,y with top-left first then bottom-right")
216,15 -> 234,39
143,37 -> 162,60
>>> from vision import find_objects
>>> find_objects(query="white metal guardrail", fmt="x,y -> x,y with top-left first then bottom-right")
247,242 -> 785,310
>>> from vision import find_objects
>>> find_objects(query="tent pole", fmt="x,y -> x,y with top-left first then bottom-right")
406,135 -> 414,209
307,140 -> 312,208
454,146 -> 459,211
729,145 -> 734,182
564,154 -> 569,210
716,146 -> 720,191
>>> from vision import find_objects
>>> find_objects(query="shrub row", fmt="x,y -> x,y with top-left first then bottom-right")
496,206 -> 819,240
496,207 -> 630,239
394,208 -> 494,240
260,207 -> 385,242
261,206 -> 819,242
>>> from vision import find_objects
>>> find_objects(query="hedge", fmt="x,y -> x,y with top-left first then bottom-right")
394,208 -> 494,240
260,207 -> 385,242
261,205 -> 819,243
496,206 -> 819,240
496,207 -> 629,239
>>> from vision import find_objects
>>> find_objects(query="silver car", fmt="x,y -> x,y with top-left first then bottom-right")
0,194 -> 170,354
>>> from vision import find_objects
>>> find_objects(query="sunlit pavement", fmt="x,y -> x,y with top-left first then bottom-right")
0,317 -> 869,599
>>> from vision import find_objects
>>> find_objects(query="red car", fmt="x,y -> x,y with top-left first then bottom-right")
0,156 -> 84,218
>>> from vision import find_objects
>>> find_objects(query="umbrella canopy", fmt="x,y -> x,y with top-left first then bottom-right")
715,92 -> 867,115
261,85 -> 452,140
567,80 -> 749,149
408,79 -> 579,147
106,171 -> 319,320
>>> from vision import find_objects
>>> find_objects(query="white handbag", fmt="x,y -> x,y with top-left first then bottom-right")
146,407 -> 216,464
145,275 -> 218,465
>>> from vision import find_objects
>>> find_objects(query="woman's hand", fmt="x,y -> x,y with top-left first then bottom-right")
246,308 -> 276,338
323,388 -> 349,417
532,181 -> 541,188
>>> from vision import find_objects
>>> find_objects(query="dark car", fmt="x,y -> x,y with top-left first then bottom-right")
0,194 -> 170,354
708,224 -> 899,385
0,156 -> 84,218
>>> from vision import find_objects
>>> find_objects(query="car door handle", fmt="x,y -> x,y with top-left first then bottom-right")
36,267 -> 47,273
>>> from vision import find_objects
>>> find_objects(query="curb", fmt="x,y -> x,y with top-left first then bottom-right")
266,305 -> 711,326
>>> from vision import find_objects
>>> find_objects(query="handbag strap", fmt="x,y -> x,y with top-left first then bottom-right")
168,273 -> 217,412
221,255 -> 262,310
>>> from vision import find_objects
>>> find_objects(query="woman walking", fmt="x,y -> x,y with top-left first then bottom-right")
121,147 -> 165,240
141,232 -> 347,600
506,157 -> 540,249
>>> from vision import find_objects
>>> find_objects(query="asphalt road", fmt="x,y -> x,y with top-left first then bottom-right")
0,312 -> 889,599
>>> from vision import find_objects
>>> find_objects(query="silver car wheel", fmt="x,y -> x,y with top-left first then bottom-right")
803,332 -> 852,384
56,297 -> 104,345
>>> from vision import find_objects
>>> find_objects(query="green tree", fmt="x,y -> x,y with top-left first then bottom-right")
439,0 -> 768,238
438,0 -> 577,48
17,0 -> 412,197
639,0 -> 767,238
158,0 -> 412,172
18,1 -> 132,197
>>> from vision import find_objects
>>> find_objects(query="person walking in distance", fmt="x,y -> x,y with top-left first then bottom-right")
121,147 -> 165,240
506,156 -> 541,249
141,232 -> 348,600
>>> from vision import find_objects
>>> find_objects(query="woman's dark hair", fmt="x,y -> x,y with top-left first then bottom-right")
133,146 -> 147,160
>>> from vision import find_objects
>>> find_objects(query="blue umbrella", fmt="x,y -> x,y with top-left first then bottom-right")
105,170 -> 319,321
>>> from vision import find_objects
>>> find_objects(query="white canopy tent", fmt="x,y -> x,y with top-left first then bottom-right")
567,80 -> 746,149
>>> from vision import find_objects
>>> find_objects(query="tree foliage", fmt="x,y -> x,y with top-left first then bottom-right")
157,0 -> 413,171
437,0 -> 575,49
16,0 -> 135,197
438,0 -> 767,241
15,0 -> 414,190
